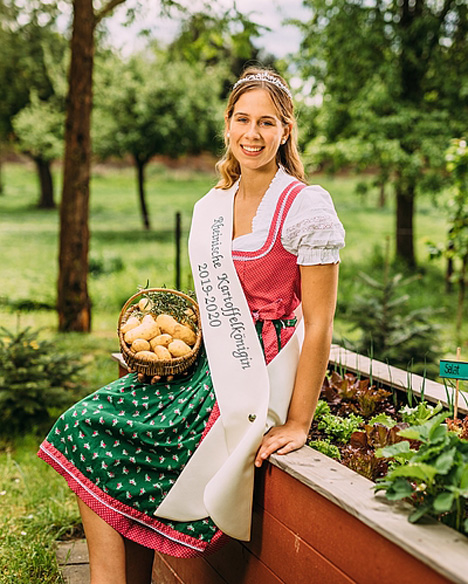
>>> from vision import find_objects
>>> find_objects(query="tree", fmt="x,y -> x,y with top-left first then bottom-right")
57,0 -> 128,332
167,9 -> 275,95
93,51 -> 223,229
0,0 -> 65,202
12,93 -> 64,208
294,0 -> 468,266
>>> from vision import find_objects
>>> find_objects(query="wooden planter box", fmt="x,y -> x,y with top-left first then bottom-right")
111,347 -> 468,584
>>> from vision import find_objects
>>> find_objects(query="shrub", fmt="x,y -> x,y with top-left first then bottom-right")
0,326 -> 83,436
345,270 -> 439,375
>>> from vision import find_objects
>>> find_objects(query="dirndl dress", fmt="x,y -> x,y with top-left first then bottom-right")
38,168 -> 345,558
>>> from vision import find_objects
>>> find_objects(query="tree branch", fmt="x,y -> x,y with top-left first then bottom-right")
94,0 -> 127,26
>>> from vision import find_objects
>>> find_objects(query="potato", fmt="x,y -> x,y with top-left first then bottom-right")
131,338 -> 150,352
168,339 -> 191,358
124,314 -> 160,344
121,315 -> 140,334
184,308 -> 196,322
156,314 -> 178,336
172,323 -> 197,346
134,350 -> 159,362
138,297 -> 153,313
152,345 -> 172,360
149,334 -> 173,350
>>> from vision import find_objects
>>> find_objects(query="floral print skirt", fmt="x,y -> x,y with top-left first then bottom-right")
38,349 -> 228,557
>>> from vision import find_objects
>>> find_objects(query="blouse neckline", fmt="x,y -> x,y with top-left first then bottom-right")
232,166 -> 290,245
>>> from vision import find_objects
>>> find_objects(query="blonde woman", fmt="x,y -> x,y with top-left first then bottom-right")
38,67 -> 344,584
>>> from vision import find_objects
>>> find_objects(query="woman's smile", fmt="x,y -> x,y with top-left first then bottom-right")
227,88 -> 288,174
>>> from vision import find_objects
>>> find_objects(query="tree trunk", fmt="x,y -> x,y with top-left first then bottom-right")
378,181 -> 386,208
135,156 -> 151,230
0,157 -> 4,196
34,157 -> 55,208
456,254 -> 468,335
57,0 -> 94,332
395,181 -> 416,267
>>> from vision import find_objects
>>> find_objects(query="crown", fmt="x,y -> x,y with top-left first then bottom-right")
232,72 -> 293,100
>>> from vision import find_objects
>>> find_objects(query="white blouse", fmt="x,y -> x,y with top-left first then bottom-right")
232,167 -> 345,265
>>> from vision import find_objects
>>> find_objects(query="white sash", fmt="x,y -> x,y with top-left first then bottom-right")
154,182 -> 303,540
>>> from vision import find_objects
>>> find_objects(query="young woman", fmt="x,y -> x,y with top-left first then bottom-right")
38,67 -> 344,584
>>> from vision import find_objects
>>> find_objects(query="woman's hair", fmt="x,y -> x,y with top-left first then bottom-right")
215,66 -> 306,189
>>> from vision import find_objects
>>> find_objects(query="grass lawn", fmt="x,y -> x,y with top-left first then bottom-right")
0,160 -> 466,582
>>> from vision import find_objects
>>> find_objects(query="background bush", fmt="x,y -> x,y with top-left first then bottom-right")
0,326 -> 84,437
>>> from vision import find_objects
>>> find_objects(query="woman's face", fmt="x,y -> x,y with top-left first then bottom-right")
227,89 -> 290,176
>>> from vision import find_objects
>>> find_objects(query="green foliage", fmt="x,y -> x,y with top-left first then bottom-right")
345,269 -> 439,374
309,439 -> 341,461
429,139 -> 468,333
93,51 -> 224,163
293,0 -> 468,264
376,413 -> 468,534
313,399 -> 331,420
166,8 -> 275,89
0,1 -> 66,141
12,91 -> 64,162
317,412 -> 363,444
0,435 -> 83,583
400,401 -> 443,426
0,326 -> 83,436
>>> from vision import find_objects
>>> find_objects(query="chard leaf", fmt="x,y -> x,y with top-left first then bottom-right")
434,447 -> 457,474
433,492 -> 455,512
387,462 -> 437,483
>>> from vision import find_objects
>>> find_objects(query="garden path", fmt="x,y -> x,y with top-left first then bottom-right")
56,540 -> 90,584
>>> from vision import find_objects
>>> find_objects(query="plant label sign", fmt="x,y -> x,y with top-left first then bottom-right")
439,359 -> 468,381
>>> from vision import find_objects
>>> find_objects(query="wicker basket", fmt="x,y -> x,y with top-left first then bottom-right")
118,288 -> 202,377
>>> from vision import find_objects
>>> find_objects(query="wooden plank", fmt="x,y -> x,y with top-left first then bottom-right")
152,553 -> 185,584
269,449 -> 468,584
329,345 -> 467,415
256,463 -> 454,584
244,507 -> 356,584
206,537 -> 285,584
155,552 -> 227,584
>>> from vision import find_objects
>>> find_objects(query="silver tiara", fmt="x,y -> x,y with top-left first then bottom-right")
232,72 -> 293,100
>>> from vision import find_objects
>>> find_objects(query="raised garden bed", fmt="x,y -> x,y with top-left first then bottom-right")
111,346 -> 468,584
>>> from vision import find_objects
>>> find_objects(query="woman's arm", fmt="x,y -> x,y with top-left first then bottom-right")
254,262 -> 339,467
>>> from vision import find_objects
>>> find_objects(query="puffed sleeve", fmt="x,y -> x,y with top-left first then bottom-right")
281,185 -> 345,265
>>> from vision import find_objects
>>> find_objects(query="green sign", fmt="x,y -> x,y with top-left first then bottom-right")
439,360 -> 468,380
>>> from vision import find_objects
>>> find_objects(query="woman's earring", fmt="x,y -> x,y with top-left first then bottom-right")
227,132 -> 230,139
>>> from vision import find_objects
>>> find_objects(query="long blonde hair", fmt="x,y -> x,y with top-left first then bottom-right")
216,67 -> 306,189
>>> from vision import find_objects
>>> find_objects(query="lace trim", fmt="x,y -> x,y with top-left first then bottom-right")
251,166 -> 289,233
284,215 -> 344,240
297,246 -> 341,266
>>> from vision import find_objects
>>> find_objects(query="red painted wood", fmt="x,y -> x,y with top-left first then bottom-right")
256,463 -> 454,584
245,507 -> 356,584
154,552 -> 228,584
152,552 -> 184,584
206,537 -> 285,584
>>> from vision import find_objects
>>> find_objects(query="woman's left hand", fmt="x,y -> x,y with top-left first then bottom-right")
254,421 -> 308,467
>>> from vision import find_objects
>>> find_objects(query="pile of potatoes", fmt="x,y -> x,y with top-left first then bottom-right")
121,304 -> 197,363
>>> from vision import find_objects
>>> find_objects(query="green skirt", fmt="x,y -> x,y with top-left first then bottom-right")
38,349 -> 227,557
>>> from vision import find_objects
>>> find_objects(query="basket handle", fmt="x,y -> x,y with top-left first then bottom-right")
117,288 -> 199,330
